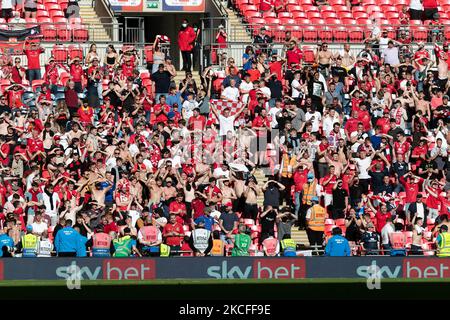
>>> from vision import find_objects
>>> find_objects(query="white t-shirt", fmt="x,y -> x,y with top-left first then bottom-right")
239,81 -> 253,104
259,86 -> 271,99
218,114 -> 236,136
379,37 -> 390,52
31,221 -> 48,235
222,87 -> 240,102
355,157 -> 372,179
128,210 -> 141,227
291,79 -> 303,98
381,223 -> 395,245
410,0 -> 423,10
2,0 -> 12,9
382,47 -> 400,66
416,203 -> 425,220
268,106 -> 281,128
305,111 -> 322,133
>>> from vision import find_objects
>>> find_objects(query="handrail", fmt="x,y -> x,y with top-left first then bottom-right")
211,0 -> 229,18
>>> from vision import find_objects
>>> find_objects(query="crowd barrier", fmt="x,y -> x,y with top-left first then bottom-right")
1,257 -> 450,280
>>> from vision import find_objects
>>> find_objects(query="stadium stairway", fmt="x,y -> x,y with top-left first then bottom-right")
223,5 -> 253,42
78,0 -> 111,43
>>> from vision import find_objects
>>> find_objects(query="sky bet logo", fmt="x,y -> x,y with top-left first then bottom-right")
206,259 -> 305,279
56,260 -> 155,280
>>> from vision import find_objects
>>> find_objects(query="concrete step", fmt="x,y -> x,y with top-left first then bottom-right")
291,229 -> 310,247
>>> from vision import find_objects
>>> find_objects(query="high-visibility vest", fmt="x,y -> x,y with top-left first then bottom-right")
140,226 -> 159,243
281,154 -> 295,178
211,239 -> 225,256
113,236 -> 132,257
281,238 -> 296,256
389,232 -> 406,249
438,233 -> 450,257
302,181 -> 317,205
160,243 -> 171,257
231,233 -> 251,256
263,238 -> 279,256
92,232 -> 112,257
308,204 -> 326,232
192,229 -> 211,253
22,234 -> 38,257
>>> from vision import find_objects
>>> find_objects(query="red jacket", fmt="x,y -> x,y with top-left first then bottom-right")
178,26 -> 196,52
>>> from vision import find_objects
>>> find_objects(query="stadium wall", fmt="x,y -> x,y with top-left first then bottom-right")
1,257 -> 450,280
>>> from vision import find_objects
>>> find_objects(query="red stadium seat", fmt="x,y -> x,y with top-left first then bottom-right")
321,5 -> 335,12
349,27 -> 364,42
342,18 -> 357,25
286,4 -> 302,12
49,9 -> 64,18
329,0 -> 345,4
403,231 -> 413,245
353,11 -> 369,19
262,11 -> 277,18
335,218 -> 346,227
338,11 -> 354,19
244,219 -> 255,227
334,26 -> 348,41
273,25 -> 286,42
0,79 -> 11,93
326,18 -> 341,25
412,26 -> 428,42
52,45 -> 68,63
386,11 -> 400,20
307,11 -> 322,19
56,24 -> 72,41
370,11 -> 385,19
292,11 -> 307,19
32,79 -> 45,92
245,10 -> 261,19
310,18 -> 326,25
277,11 -> 292,18
41,24 -> 57,41
69,17 -> 82,24
324,224 -> 335,236
303,46 -> 315,63
25,17 -> 38,27
300,0 -> 313,4
72,25 -> 88,42
59,72 -> 71,86
46,3 -> 60,10
334,5 -> 350,12
37,10 -> 50,18
265,17 -> 280,25
322,11 -> 338,19
68,44 -> 83,60
291,25 -> 303,39
325,219 -> 334,225
303,26 -> 318,41
303,4 -> 319,12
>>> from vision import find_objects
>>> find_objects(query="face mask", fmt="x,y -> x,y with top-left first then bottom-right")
194,27 -> 198,31
182,23 -> 188,28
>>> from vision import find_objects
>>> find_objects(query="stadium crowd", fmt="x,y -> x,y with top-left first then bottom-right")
0,7 -> 448,257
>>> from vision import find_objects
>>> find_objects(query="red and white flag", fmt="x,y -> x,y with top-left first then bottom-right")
207,99 -> 243,126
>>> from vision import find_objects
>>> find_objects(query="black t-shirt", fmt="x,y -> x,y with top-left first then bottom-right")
361,231 -> 380,250
260,210 -> 276,234
275,114 -> 293,131
121,88 -> 138,113
419,160 -> 439,179
387,127 -> 404,142
267,79 -> 283,99
332,188 -> 348,209
391,161 -> 408,178
369,168 -> 388,194
106,90 -> 121,107
152,71 -> 172,94
349,184 -> 363,203
331,66 -> 347,83
219,212 -> 239,232
345,216 -> 361,242
263,186 -> 281,208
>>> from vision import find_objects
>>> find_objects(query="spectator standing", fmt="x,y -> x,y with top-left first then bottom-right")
324,227 -> 351,256
178,19 -> 196,72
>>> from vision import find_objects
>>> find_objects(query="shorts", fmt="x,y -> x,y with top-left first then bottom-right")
1,9 -> 12,19
423,8 -> 438,21
25,7 -> 37,12
409,8 -> 423,20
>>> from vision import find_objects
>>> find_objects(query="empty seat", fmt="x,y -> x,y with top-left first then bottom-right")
334,26 -> 348,41
286,4 -> 302,12
322,11 -> 338,19
72,25 -> 88,42
292,11 -> 307,19
41,24 -> 57,41
277,11 -> 292,18
262,11 -> 277,18
52,45 -> 68,63
307,11 -> 322,19
412,26 -> 428,42
318,26 -> 333,41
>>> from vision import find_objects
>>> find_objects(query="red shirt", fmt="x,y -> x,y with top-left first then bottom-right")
163,222 -> 184,246
269,61 -> 283,80
427,187 -> 441,209
357,110 -> 371,132
153,103 -> 170,124
375,211 -> 390,233
122,63 -> 134,78
24,48 -> 44,70
293,169 -> 308,192
440,196 -> 450,216
104,221 -> 118,234
27,137 -> 44,154
8,89 -> 24,108
77,106 -> 94,124
0,143 -> 10,166
394,140 -> 411,155
188,115 -> 206,131
376,117 -> 390,134
247,69 -> 261,82
169,201 -> 187,224
70,64 -> 84,82
423,0 -> 437,8
11,66 -> 25,84
260,0 -> 274,11
321,174 -> 337,194
286,48 -> 303,66
252,116 -> 271,137
400,177 -> 421,203
191,198 -> 206,220
345,118 -> 360,135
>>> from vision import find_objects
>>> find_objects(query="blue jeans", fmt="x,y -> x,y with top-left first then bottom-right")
27,69 -> 41,83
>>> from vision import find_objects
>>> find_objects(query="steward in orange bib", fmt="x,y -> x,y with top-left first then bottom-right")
299,172 -> 319,230
138,224 -> 162,257
306,196 -> 327,253
86,227 -> 114,257
211,230 -> 225,256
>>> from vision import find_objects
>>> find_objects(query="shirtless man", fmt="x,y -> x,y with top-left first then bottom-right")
220,179 -> 237,205
243,176 -> 261,220
147,177 -> 163,208
195,154 -> 212,186
324,151 -> 346,177
316,42 -> 333,77
413,90 -> 431,121
66,122 -> 85,145
117,140 -> 133,165
130,176 -> 143,204
90,179 -> 113,206
434,43 -> 449,91
410,217 -> 428,255
162,177 -> 177,203
336,43 -> 355,70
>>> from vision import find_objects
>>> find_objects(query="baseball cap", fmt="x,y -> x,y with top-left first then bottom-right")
26,225 -> 33,232
441,225 -> 448,231
311,196 -> 319,202
307,172 -> 314,180
225,202 -> 233,208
